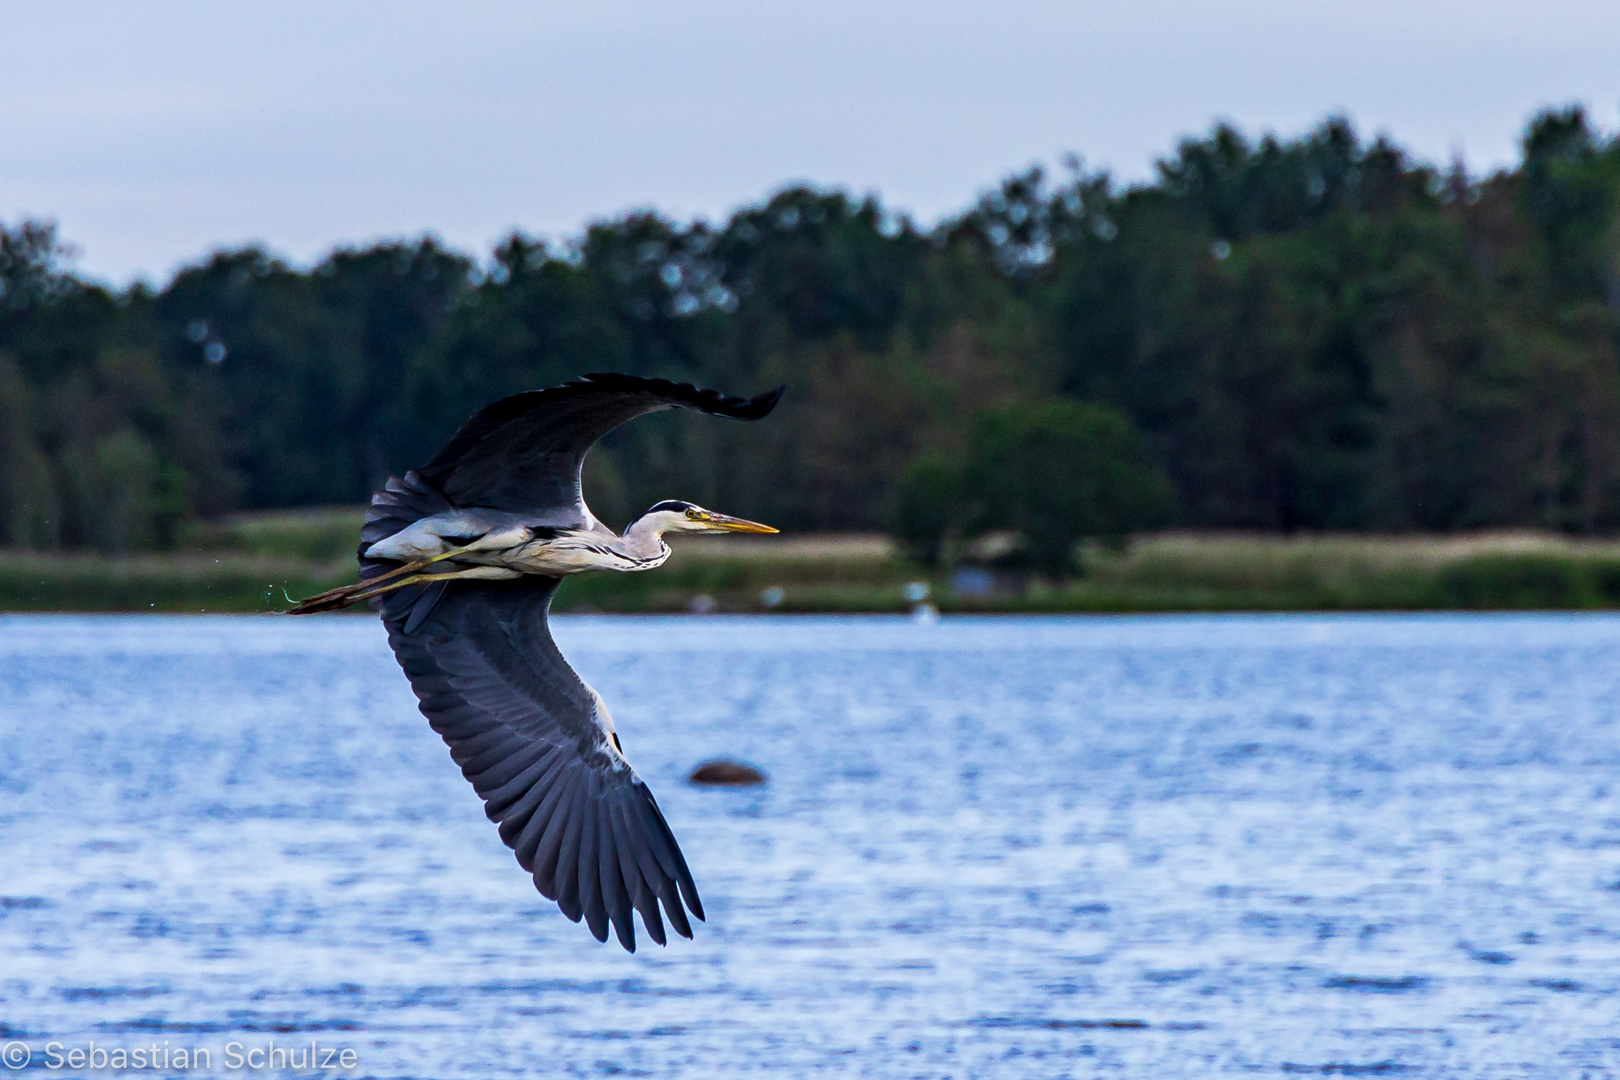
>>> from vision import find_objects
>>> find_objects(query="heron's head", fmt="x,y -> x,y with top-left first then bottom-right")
640,500 -> 778,536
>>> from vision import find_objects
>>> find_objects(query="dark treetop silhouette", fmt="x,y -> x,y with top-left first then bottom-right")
7,108 -> 1620,551
291,373 -> 783,951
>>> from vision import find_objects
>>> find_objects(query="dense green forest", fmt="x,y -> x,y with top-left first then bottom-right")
3,107 -> 1620,555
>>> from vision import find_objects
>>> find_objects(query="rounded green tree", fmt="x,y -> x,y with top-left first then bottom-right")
960,401 -> 1174,574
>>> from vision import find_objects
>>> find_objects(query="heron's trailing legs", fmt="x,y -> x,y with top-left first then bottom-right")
346,569 -> 482,604
285,543 -> 486,614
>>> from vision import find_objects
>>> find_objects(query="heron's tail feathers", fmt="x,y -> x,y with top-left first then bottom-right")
363,471 -> 451,554
356,471 -> 461,632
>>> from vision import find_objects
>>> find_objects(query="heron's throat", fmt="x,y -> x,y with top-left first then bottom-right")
620,513 -> 677,561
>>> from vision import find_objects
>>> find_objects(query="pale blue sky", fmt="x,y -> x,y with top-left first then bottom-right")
4,0 -> 1618,283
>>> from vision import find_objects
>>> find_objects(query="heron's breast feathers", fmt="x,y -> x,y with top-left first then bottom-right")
499,531 -> 671,575
366,512 -> 670,578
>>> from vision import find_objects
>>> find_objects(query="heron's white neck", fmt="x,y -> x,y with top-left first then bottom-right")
618,510 -> 684,560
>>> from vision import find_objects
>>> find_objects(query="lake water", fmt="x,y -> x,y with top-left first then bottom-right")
2,613 -> 1619,1077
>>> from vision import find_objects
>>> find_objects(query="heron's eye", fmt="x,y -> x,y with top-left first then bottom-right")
685,509 -> 701,520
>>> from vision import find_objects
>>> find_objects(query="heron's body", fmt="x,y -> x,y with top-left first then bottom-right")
360,507 -> 679,578
286,373 -> 783,952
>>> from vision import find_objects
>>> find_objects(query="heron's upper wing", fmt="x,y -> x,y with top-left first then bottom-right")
417,372 -> 784,515
381,575 -> 704,951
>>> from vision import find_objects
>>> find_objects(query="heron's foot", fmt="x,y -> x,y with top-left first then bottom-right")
286,579 -> 391,615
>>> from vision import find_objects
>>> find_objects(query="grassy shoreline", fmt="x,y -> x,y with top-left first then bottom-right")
8,507 -> 1620,614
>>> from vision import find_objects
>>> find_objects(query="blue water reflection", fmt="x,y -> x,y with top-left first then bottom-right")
1,613 -> 1618,1076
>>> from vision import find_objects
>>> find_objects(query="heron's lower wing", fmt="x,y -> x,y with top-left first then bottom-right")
382,576 -> 703,950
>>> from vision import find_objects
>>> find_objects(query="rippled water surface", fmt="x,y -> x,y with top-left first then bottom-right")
3,613 -> 1620,1077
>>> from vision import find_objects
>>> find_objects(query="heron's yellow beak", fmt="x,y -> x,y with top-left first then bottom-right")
695,511 -> 778,534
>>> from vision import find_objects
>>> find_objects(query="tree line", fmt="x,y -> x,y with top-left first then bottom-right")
2,106 -> 1619,557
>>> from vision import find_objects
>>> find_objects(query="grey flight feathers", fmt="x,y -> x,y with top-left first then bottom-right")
357,373 -> 782,951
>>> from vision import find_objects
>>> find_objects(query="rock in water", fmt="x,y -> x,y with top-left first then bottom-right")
689,760 -> 767,786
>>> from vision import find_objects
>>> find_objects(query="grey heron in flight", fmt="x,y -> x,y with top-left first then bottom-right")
288,373 -> 783,951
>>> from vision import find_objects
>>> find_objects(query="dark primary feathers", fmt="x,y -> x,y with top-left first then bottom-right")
384,575 -> 705,950
417,372 -> 784,517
